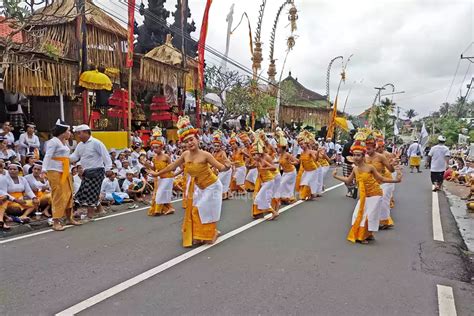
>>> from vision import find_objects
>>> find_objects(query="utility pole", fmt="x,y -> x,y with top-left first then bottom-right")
461,54 -> 474,63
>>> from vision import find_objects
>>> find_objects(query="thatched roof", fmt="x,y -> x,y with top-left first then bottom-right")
31,0 -> 127,39
281,73 -> 330,108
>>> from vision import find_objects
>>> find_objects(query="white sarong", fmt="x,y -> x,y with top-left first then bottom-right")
380,182 -> 395,220
316,166 -> 330,194
218,169 -> 232,193
278,170 -> 296,199
193,180 -> 223,224
300,169 -> 318,193
254,179 -> 275,210
155,177 -> 174,204
246,168 -> 258,184
234,166 -> 246,186
351,195 -> 382,232
273,172 -> 282,199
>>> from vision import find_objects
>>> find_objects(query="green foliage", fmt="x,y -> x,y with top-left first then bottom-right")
2,0 -> 31,22
405,108 -> 418,120
371,98 -> 396,137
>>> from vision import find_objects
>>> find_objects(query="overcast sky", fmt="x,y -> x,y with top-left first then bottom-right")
97,0 -> 473,118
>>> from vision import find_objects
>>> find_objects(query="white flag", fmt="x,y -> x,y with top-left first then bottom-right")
394,121 -> 399,136
420,122 -> 428,139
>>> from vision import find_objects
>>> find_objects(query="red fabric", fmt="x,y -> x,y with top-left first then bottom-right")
197,0 -> 213,128
126,0 -> 136,68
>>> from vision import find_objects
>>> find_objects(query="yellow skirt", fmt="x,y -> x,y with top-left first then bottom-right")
47,170 -> 73,219
409,156 -> 421,167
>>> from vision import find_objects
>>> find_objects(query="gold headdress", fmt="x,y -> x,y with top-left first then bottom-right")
149,126 -> 164,147
275,127 -> 288,147
177,116 -> 198,142
351,129 -> 368,153
212,130 -> 223,145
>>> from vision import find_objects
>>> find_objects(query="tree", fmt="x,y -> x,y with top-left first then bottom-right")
405,108 -> 418,120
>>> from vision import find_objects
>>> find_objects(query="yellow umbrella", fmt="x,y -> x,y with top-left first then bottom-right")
79,70 -> 112,91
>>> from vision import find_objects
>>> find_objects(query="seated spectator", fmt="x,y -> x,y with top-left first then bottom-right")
121,169 -> 147,202
444,166 -> 456,181
24,161 -> 52,217
18,123 -> 40,163
5,162 -> 39,222
100,170 -> 129,204
117,160 -> 130,180
0,136 -> 18,161
0,121 -> 15,146
0,159 -> 10,230
73,164 -> 83,196
22,153 -> 36,175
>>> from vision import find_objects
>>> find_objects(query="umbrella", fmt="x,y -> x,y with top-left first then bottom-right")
79,70 -> 112,91
204,93 -> 222,107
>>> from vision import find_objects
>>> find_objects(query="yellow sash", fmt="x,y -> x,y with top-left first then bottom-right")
52,157 -> 70,184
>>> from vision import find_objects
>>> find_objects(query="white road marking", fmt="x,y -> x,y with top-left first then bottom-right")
56,183 -> 345,315
437,285 -> 457,316
0,199 -> 183,245
432,191 -> 444,241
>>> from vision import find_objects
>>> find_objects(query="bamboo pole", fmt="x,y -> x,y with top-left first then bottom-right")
128,67 -> 132,148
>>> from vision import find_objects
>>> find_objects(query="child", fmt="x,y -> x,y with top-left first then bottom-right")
100,170 -> 129,204
121,169 -> 147,202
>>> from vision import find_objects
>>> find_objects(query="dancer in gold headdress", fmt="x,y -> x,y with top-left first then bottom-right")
333,130 -> 402,244
230,133 -> 248,194
150,116 -> 231,247
212,130 -> 232,199
297,130 -> 320,200
251,131 -> 279,220
147,127 -> 175,216
241,132 -> 258,191
275,128 -> 298,204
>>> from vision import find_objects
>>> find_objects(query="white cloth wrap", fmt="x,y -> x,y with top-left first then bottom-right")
254,179 -> 275,210
246,168 -> 258,184
380,182 -> 395,220
278,170 -> 296,199
316,166 -> 330,193
155,177 -> 174,204
218,169 -> 232,193
192,179 -> 223,224
234,166 -> 246,186
300,169 -> 319,193
272,172 -> 282,198
351,195 -> 383,232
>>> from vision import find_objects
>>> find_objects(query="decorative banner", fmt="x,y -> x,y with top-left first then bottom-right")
126,0 -> 136,68
326,97 -> 338,139
198,0 -> 213,90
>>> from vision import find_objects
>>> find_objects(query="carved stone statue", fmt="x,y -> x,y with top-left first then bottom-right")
171,0 -> 198,57
134,0 -> 171,54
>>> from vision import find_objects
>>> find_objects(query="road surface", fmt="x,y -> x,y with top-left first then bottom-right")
1,168 -> 472,315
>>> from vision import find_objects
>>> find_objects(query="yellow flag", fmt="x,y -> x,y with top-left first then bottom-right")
326,97 -> 338,139
335,117 -> 349,131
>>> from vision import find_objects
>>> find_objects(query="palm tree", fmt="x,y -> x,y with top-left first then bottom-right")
439,102 -> 450,116
405,108 -> 418,120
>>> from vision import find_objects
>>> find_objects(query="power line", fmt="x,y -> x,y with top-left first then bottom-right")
445,58 -> 461,102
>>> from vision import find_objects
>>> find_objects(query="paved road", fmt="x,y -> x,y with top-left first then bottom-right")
1,168 -> 472,315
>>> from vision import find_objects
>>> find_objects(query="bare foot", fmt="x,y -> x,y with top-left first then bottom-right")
66,219 -> 82,226
52,222 -> 65,231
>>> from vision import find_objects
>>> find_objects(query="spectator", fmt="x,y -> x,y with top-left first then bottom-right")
0,135 -> 18,161
18,123 -> 40,162
22,153 -> 36,175
0,121 -> 15,145
24,161 -> 52,217
100,170 -> 129,204
121,169 -> 146,202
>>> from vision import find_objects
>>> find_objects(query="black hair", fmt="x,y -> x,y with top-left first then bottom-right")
51,125 -> 69,137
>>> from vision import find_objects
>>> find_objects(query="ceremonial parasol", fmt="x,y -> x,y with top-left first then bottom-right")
79,69 -> 112,91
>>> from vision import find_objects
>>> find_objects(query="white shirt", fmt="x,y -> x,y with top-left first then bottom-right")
0,130 -> 15,145
114,159 -> 123,170
70,136 -> 112,171
43,137 -> 71,172
0,172 -> 10,198
73,175 -> 82,194
428,144 -> 450,172
18,133 -> 40,156
0,148 -> 18,161
121,177 -> 142,192
24,174 -> 50,192
100,178 -> 121,194
6,175 -> 36,199
407,143 -> 422,157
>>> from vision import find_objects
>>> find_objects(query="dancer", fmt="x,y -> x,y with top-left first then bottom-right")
212,130 -> 232,199
242,132 -> 258,192
366,130 -> 396,229
43,119 -> 81,231
229,133 -> 247,194
151,116 -> 230,247
147,127 -> 175,216
314,141 -> 331,196
275,128 -> 298,204
297,130 -> 320,200
374,131 -> 399,210
333,130 -> 402,244
251,133 -> 279,220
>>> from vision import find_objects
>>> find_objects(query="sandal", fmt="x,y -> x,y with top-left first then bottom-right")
52,224 -> 66,231
0,221 -> 11,230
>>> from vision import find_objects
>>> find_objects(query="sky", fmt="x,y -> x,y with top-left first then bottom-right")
96,0 -> 474,118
